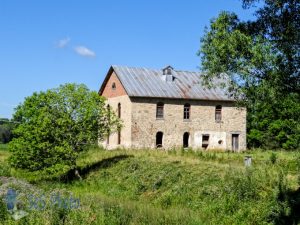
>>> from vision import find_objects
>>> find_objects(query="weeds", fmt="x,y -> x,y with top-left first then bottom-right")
0,147 -> 299,224
270,152 -> 278,164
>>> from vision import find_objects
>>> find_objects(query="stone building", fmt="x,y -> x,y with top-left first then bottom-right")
98,65 -> 246,151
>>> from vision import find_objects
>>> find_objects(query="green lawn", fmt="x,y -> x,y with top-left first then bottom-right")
1,147 -> 300,224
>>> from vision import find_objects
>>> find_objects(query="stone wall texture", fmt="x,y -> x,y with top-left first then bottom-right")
130,97 -> 246,151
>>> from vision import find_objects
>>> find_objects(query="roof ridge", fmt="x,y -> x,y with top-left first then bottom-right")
112,65 -> 202,74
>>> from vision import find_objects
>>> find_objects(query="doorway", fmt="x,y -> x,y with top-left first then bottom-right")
232,134 -> 239,151
183,132 -> 189,148
156,132 -> 163,148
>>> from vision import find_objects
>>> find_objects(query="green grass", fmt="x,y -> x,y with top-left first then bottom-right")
1,147 -> 300,224
0,143 -> 10,162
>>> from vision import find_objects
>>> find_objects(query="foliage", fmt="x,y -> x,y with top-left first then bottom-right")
198,0 -> 300,150
0,163 -> 11,177
8,83 -> 120,172
0,119 -> 15,144
0,197 -> 8,222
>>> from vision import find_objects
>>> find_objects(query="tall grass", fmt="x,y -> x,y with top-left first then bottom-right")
1,147 -> 299,224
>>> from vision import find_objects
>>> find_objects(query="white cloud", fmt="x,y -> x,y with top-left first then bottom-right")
74,46 -> 96,58
56,37 -> 70,48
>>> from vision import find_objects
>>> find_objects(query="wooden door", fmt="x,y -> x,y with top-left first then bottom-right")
232,134 -> 239,151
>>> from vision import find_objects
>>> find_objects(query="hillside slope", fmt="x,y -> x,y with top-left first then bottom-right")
1,147 -> 300,224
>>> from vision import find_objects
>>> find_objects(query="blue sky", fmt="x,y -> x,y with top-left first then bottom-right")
0,0 -> 257,118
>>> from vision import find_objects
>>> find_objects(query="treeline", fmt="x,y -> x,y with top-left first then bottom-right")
0,118 -> 14,143
199,0 -> 300,150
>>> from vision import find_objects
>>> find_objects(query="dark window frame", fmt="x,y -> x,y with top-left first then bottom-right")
118,103 -> 121,118
215,105 -> 222,122
112,82 -> 116,90
156,102 -> 164,119
183,103 -> 191,120
202,134 -> 210,149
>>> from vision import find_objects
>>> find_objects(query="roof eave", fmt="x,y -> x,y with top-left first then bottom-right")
128,95 -> 236,102
98,66 -> 114,95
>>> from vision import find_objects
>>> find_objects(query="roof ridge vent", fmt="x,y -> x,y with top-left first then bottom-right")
162,65 -> 174,82
162,65 -> 173,75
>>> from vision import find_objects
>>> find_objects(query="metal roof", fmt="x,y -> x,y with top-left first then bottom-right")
100,65 -> 233,101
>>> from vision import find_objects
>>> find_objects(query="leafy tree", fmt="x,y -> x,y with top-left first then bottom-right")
9,83 -> 120,173
198,0 -> 300,150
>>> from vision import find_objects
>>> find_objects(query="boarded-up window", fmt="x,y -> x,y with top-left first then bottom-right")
215,105 -> 222,122
183,103 -> 190,120
156,102 -> 164,119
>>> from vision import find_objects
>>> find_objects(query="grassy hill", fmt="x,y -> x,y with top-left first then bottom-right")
1,146 -> 300,224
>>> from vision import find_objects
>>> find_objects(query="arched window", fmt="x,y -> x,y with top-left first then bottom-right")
183,103 -> 190,120
183,132 -> 189,148
112,82 -> 116,90
156,132 -> 163,148
156,102 -> 164,119
215,105 -> 222,122
118,103 -> 121,118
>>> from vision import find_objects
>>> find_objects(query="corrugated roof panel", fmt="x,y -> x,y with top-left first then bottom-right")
111,65 -> 233,101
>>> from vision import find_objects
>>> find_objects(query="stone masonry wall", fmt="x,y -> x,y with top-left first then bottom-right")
103,95 -> 132,149
130,97 -> 246,151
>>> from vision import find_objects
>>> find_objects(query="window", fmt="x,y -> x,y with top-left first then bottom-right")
202,134 -> 209,149
107,105 -> 111,144
215,105 -> 222,122
156,102 -> 164,119
156,132 -> 163,148
183,103 -> 190,120
112,82 -> 116,90
117,130 -> 121,145
118,103 -> 121,118
166,68 -> 171,75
